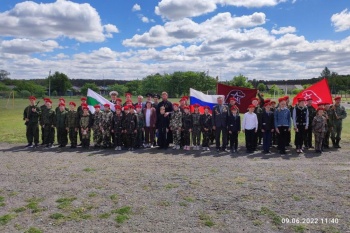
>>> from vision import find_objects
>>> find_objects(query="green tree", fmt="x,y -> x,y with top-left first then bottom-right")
0,69 -> 10,80
125,80 -> 142,95
257,83 -> 266,92
269,84 -> 283,95
48,71 -> 72,96
302,84 -> 311,89
81,83 -> 99,96
0,82 -> 10,91
13,80 -> 46,97
228,74 -> 253,88
107,83 -> 128,96
292,89 -> 302,95
141,73 -> 167,95
320,67 -> 331,78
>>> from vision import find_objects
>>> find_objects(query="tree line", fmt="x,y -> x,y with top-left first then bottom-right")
0,67 -> 349,98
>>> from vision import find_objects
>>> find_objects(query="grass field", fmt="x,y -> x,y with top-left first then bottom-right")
0,96 -> 349,145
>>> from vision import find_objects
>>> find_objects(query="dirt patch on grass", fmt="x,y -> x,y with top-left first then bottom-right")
0,143 -> 349,232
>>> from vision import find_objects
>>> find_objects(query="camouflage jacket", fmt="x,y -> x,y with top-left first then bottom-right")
123,113 -> 137,133
312,115 -> 326,133
80,114 -> 91,129
170,110 -> 182,129
136,112 -> 145,129
66,110 -> 79,128
191,113 -> 201,127
332,104 -> 347,122
112,114 -> 124,132
41,107 -> 56,126
101,110 -> 113,128
92,111 -> 103,129
23,105 -> 41,124
307,105 -> 316,123
56,110 -> 68,128
182,113 -> 193,130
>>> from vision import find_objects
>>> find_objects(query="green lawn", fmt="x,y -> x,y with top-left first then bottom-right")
0,96 -> 349,144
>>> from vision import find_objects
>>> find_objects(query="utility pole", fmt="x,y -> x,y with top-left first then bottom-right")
48,70 -> 51,97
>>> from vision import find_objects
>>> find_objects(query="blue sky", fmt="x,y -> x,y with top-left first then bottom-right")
0,0 -> 349,80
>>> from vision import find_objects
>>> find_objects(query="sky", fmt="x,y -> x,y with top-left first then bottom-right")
0,0 -> 349,81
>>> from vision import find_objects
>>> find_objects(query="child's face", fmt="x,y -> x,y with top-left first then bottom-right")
248,107 -> 254,112
173,105 -> 178,111
69,105 -> 75,111
299,101 -> 305,107
194,107 -> 199,112
116,109 -> 121,115
160,109 -> 165,114
59,106 -> 65,111
95,108 -> 100,112
124,109 -> 129,114
184,109 -> 189,114
136,108 -> 141,113
265,106 -> 271,111
83,109 -> 88,114
318,110 -> 323,116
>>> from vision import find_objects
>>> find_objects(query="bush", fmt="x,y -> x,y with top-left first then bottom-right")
20,90 -> 31,98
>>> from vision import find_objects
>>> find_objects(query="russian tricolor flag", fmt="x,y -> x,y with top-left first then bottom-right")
190,88 -> 224,113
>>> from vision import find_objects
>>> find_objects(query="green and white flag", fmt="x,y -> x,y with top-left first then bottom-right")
87,88 -> 114,113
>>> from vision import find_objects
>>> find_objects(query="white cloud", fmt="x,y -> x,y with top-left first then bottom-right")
155,0 -> 217,20
132,4 -> 141,12
141,17 -> 149,23
104,24 -> 119,38
331,9 -> 350,32
271,26 -> 296,34
1,39 -> 60,54
123,12 -> 266,47
155,0 -> 285,20
0,0 -> 118,42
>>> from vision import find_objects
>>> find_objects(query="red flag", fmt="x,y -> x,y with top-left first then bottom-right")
292,78 -> 332,109
216,83 -> 258,112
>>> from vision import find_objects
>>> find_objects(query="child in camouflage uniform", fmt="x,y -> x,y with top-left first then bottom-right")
170,103 -> 182,150
42,99 -> 56,148
101,104 -> 113,148
65,102 -> 79,148
135,105 -> 145,148
123,106 -> 137,150
312,108 -> 326,153
191,104 -> 201,150
92,105 -> 103,148
80,107 -> 92,149
200,106 -> 212,151
56,103 -> 68,148
182,106 -> 192,150
112,105 -> 124,151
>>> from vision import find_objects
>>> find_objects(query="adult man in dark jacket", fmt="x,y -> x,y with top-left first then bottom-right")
212,96 -> 229,152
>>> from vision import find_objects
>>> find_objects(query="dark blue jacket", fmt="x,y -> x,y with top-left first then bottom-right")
261,111 -> 274,131
212,104 -> 229,127
228,114 -> 241,132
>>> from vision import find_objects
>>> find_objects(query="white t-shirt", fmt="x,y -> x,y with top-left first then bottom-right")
145,108 -> 151,127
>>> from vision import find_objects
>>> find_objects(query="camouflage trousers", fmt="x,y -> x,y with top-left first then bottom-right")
172,129 -> 181,146
68,127 -> 77,146
93,127 -> 103,146
331,121 -> 342,140
102,128 -> 112,147
43,125 -> 55,145
192,126 -> 201,146
314,132 -> 324,151
81,128 -> 91,148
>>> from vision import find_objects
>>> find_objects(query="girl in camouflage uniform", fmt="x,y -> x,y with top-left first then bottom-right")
92,105 -> 103,148
191,104 -> 201,150
170,103 -> 182,150
312,108 -> 326,153
80,107 -> 92,149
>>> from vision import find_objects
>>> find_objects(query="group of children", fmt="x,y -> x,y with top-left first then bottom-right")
24,93 -> 346,155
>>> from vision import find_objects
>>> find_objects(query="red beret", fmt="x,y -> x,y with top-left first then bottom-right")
83,107 -> 89,111
59,103 -> 65,107
297,97 -> 305,102
183,106 -> 190,110
204,106 -> 210,110
283,96 -> 289,100
180,98 -> 186,102
316,107 -> 324,112
248,104 -> 255,109
124,106 -> 129,110
116,98 -> 122,102
29,96 -> 36,100
182,96 -> 189,100
317,102 -> 325,106
264,99 -> 271,103
334,96 -> 341,101
129,105 -> 134,109
59,98 -> 65,102
81,97 -> 87,101
81,103 -> 88,107
69,102 -> 76,107
173,103 -> 179,107
270,101 -> 276,104
43,97 -> 49,101
193,103 -> 200,108
115,105 -> 122,110
264,103 -> 271,107
230,106 -> 238,111
46,99 -> 52,104
251,97 -> 259,102
104,103 -> 110,108
278,97 -> 285,103
94,105 -> 100,108
135,104 -> 142,109
125,93 -> 132,97
229,97 -> 237,101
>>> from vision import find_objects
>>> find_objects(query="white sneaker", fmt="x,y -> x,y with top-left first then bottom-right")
176,145 -> 180,150
173,145 -> 177,150
207,147 -> 210,151
115,147 -> 118,150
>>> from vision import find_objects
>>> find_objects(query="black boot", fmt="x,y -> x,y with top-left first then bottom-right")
332,139 -> 336,148
336,138 -> 341,148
